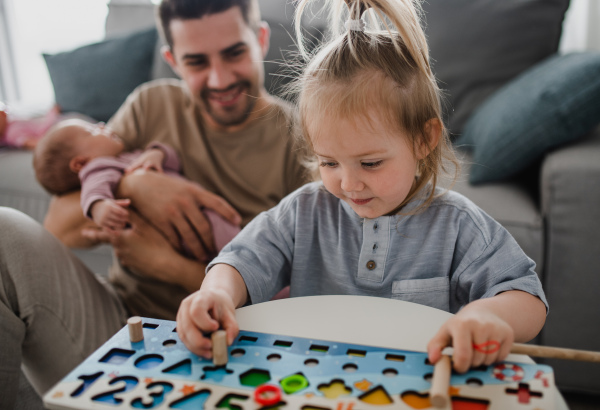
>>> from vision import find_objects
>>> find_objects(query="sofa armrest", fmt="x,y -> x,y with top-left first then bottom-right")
539,125 -> 600,393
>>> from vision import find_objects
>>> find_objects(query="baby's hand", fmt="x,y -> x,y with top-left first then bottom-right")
177,288 -> 239,359
125,148 -> 165,174
427,308 -> 514,373
90,199 -> 131,231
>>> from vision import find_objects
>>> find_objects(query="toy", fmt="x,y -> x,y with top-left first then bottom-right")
43,317 -> 556,409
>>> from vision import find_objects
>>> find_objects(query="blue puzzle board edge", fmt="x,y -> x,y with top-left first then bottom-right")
43,317 -> 556,409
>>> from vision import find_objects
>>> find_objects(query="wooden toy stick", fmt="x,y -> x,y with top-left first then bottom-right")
212,330 -> 228,366
511,343 -> 600,363
430,355 -> 451,408
127,316 -> 143,342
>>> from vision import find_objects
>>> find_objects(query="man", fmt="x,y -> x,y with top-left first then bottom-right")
0,0 -> 307,407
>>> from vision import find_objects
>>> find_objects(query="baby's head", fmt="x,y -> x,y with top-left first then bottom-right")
294,0 -> 459,217
33,119 -> 124,195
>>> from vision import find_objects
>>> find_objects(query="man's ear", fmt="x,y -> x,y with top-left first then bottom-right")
162,45 -> 181,77
417,118 -> 442,160
257,21 -> 271,58
69,155 -> 91,173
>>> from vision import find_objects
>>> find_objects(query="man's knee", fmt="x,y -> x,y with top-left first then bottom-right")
0,207 -> 46,247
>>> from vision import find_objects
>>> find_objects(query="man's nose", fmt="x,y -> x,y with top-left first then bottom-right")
207,60 -> 236,90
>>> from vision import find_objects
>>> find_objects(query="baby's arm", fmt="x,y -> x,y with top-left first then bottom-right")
427,290 -> 546,372
177,263 -> 248,358
90,198 -> 131,231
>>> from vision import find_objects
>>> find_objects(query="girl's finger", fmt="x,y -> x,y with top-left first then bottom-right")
450,327 -> 473,373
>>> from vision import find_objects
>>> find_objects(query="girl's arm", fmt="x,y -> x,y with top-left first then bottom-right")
427,290 -> 546,373
176,263 -> 248,358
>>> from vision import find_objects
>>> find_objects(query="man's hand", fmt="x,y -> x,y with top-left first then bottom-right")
89,211 -> 207,291
117,172 -> 241,260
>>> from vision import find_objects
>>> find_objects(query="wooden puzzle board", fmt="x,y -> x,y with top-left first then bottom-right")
44,317 -> 556,410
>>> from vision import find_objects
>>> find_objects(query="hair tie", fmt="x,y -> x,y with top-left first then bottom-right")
345,18 -> 366,32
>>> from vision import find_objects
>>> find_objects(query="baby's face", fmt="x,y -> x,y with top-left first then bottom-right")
74,122 -> 124,159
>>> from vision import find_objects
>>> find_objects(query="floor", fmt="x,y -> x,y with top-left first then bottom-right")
562,391 -> 600,410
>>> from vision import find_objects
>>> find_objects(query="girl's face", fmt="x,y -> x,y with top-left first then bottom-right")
311,113 -> 418,219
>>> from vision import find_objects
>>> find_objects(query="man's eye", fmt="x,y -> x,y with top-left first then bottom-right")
319,161 -> 338,168
186,59 -> 207,67
362,160 -> 383,169
227,49 -> 244,58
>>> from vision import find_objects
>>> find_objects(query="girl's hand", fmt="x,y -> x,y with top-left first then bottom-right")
125,148 -> 165,174
427,308 -> 514,373
177,288 -> 240,359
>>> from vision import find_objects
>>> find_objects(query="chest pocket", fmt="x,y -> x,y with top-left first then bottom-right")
391,277 -> 450,312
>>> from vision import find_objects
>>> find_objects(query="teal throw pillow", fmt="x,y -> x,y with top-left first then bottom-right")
456,52 -> 600,184
43,28 -> 157,123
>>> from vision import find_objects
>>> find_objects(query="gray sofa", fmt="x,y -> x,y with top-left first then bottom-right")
3,1 -> 600,407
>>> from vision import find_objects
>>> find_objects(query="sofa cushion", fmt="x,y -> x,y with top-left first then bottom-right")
456,52 -> 600,184
43,28 -> 157,123
452,151 -> 544,274
422,0 -> 569,134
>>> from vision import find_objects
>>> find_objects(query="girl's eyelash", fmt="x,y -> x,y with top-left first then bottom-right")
319,161 -> 337,168
362,160 -> 383,168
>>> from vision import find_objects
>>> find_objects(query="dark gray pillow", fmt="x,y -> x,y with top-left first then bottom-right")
263,20 -> 323,98
43,28 -> 157,123
456,52 -> 600,184
422,0 -> 570,134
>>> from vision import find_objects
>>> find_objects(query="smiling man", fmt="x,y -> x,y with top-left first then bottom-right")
0,1 -> 308,408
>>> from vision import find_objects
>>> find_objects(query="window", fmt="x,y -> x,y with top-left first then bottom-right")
1,0 -> 108,110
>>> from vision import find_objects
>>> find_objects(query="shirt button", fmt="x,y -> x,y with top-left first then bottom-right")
366,260 -> 376,270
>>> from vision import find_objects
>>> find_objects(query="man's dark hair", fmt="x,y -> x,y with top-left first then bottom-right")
157,0 -> 261,49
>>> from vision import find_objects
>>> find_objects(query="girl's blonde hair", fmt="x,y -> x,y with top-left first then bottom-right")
293,0 -> 459,214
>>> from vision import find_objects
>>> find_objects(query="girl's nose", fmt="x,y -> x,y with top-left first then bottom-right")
340,170 -> 364,192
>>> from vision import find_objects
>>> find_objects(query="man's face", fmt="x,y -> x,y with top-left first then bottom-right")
164,7 -> 269,131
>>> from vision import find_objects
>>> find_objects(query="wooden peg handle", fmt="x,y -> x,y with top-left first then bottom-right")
430,355 -> 451,408
212,330 -> 228,366
511,343 -> 600,363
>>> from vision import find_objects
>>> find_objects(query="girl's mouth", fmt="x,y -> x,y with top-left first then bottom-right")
351,198 -> 373,205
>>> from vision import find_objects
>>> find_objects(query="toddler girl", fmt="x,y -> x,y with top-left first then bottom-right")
176,0 -> 547,372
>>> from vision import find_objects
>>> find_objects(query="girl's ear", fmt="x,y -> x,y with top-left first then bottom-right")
416,118 -> 442,160
69,155 -> 91,173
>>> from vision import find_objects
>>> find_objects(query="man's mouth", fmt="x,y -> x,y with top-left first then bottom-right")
206,83 -> 247,107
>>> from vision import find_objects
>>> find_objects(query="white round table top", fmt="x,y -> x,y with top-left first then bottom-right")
236,295 -> 567,409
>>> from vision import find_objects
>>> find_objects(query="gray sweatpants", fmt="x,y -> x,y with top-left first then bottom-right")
0,207 -> 128,409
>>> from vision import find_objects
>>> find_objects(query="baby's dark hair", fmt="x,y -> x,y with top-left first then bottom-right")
33,121 -> 82,196
293,0 -> 459,213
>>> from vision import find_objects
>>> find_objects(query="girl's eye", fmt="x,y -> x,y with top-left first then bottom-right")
319,161 -> 338,168
361,160 -> 383,169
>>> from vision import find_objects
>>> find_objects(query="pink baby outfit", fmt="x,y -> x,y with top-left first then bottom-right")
79,142 -> 240,259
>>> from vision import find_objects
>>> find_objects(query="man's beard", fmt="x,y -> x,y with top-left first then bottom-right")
201,80 -> 258,127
